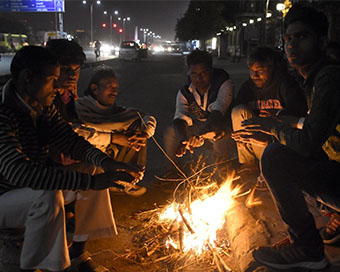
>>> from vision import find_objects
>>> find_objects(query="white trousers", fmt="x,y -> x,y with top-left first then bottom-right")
231,104 -> 266,165
0,188 -> 116,271
64,189 -> 116,242
0,189 -> 69,271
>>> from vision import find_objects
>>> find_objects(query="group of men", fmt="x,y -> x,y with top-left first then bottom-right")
0,3 -> 339,272
163,3 -> 340,271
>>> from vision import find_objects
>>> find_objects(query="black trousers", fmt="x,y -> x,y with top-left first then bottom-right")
261,143 -> 340,247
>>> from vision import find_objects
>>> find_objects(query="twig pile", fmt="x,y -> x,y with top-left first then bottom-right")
120,157 -> 238,271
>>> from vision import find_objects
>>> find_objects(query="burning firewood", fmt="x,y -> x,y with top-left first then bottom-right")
123,155 -> 250,271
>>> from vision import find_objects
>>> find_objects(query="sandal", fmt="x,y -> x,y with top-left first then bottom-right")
66,251 -> 109,272
254,174 -> 269,191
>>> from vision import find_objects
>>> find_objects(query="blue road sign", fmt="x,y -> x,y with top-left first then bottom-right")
0,0 -> 65,12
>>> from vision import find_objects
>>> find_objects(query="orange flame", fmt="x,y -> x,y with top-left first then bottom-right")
159,176 -> 242,254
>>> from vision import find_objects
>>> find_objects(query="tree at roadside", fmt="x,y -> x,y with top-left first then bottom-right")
175,1 -> 242,50
175,1 -> 226,50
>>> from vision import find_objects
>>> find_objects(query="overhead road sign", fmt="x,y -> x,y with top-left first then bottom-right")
0,0 -> 65,12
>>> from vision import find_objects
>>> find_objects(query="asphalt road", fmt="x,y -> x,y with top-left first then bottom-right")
0,50 -> 116,76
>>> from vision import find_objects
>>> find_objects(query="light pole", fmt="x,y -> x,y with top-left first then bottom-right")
104,10 -> 118,45
140,28 -> 148,44
82,0 -> 101,43
118,16 -> 130,41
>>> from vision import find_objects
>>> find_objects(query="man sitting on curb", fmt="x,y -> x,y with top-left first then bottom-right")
231,46 -> 307,190
236,4 -> 340,270
0,46 -> 142,272
164,49 -> 236,176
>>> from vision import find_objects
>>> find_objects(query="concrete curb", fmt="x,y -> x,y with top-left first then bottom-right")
225,196 -> 274,272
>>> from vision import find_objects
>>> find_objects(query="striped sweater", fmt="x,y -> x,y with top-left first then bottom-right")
0,80 -> 109,195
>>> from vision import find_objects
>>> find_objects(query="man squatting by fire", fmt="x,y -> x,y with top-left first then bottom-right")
0,46 -> 143,272
233,4 -> 340,270
164,49 -> 236,174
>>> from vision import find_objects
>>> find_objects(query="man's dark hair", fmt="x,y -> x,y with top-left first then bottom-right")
248,47 -> 286,69
46,39 -> 86,66
248,47 -> 288,87
10,45 -> 58,80
186,49 -> 212,69
84,67 -> 116,96
284,4 -> 328,38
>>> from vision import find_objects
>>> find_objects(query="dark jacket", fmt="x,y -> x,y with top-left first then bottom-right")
0,80 -> 108,195
272,61 -> 340,162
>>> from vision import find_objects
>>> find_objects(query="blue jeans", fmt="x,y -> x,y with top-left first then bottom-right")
261,143 -> 340,247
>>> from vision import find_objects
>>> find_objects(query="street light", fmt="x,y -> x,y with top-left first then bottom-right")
104,10 -> 119,45
118,16 -> 130,41
276,3 -> 285,12
82,0 -> 101,43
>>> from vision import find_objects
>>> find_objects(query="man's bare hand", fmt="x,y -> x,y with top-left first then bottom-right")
176,143 -> 187,157
241,116 -> 281,135
111,133 -> 131,147
175,136 -> 204,157
128,132 -> 148,151
200,131 -> 216,140
232,130 -> 271,147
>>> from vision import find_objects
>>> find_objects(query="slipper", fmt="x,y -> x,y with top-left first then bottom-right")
65,251 -> 108,272
254,174 -> 269,192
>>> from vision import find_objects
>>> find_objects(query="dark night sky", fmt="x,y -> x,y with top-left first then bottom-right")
1,0 -> 190,41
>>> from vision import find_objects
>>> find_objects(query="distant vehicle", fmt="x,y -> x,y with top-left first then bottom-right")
119,41 -> 140,61
43,31 -> 73,46
118,41 -> 147,61
0,33 -> 28,53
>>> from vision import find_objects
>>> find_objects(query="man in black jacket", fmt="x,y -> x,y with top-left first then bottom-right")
0,46 -> 141,272
164,50 -> 236,171
237,4 -> 340,270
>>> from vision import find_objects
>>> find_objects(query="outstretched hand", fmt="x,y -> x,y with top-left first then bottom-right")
128,131 -> 148,151
175,136 -> 204,157
232,130 -> 271,147
241,116 -> 281,135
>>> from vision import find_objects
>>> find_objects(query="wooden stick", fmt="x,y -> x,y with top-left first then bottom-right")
178,207 -> 195,234
187,187 -> 192,215
208,242 -> 233,272
179,221 -> 184,252
212,250 -> 224,272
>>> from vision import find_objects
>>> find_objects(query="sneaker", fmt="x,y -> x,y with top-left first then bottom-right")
254,174 -> 269,191
66,250 -> 109,272
110,181 -> 147,197
320,213 -> 340,244
253,243 -> 327,270
272,236 -> 292,249
123,183 -> 147,197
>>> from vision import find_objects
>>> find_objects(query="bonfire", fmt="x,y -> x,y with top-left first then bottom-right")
120,157 -> 252,272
